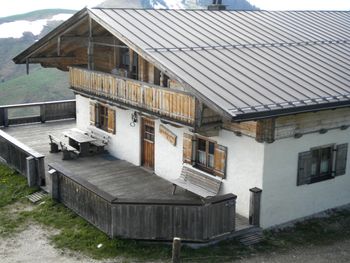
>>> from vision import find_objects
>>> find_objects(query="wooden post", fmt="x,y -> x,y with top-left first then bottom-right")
3,108 -> 9,127
88,16 -> 94,70
40,105 -> 46,123
36,157 -> 46,186
249,187 -> 262,226
129,49 -> 134,78
0,108 -> 4,127
26,157 -> 36,187
172,237 -> 181,263
49,169 -> 59,201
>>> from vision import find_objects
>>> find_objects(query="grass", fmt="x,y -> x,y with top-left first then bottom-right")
0,164 -> 37,236
0,163 -> 350,262
0,67 -> 73,105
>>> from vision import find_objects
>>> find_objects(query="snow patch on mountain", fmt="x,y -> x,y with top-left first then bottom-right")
0,13 -> 72,39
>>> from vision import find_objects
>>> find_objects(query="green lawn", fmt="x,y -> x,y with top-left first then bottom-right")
0,67 -> 73,106
0,163 -> 349,262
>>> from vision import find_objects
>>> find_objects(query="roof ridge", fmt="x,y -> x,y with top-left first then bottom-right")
91,7 -> 350,13
146,40 -> 350,53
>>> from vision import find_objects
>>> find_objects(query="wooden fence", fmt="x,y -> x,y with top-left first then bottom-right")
0,130 -> 45,186
49,163 -> 236,242
69,67 -> 196,125
0,100 -> 76,127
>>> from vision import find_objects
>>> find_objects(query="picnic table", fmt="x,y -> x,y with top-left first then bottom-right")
63,129 -> 96,157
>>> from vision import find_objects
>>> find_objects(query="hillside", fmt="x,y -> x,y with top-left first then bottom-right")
0,1 -> 258,106
0,9 -> 76,105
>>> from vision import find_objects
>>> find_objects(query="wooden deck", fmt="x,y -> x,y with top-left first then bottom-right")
3,120 -> 200,201
2,119 -> 252,240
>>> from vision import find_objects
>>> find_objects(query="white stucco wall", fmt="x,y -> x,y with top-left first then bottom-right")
76,95 -> 90,131
260,128 -> 350,228
211,130 -> 264,217
75,95 -> 141,166
154,120 -> 188,181
106,107 -> 141,166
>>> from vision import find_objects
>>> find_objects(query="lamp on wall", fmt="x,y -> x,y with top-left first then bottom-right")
130,111 -> 138,127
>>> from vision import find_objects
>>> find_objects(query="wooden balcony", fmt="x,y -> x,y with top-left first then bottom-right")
69,67 -> 196,125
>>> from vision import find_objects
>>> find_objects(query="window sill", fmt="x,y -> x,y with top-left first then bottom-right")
194,164 -> 214,176
308,174 -> 334,184
90,125 -> 112,136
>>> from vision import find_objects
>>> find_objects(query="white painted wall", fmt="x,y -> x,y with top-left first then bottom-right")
260,128 -> 350,228
75,95 -> 141,166
211,130 -> 265,217
154,120 -> 188,181
76,95 -> 90,131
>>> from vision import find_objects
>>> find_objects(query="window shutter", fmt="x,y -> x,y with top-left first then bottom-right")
90,101 -> 96,126
335,143 -> 348,176
214,144 -> 227,178
183,133 -> 193,164
297,151 -> 312,186
107,108 -> 116,134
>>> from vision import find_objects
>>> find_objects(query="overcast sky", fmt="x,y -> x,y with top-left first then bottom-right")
0,0 -> 349,17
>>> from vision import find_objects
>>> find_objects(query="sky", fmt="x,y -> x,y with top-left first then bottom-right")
0,0 -> 349,17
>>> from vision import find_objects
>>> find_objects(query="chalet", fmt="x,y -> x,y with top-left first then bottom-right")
5,4 -> 350,239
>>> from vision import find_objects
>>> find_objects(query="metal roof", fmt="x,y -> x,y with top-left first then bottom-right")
14,8 -> 350,120
88,9 -> 350,120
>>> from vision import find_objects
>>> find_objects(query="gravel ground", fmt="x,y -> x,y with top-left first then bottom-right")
0,223 -> 349,263
0,225 -> 103,263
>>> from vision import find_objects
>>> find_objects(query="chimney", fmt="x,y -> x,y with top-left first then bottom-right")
208,0 -> 226,10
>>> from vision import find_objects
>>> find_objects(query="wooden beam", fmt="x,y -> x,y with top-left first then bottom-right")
255,118 -> 275,143
28,56 -> 79,63
88,16 -> 94,70
57,36 -> 61,56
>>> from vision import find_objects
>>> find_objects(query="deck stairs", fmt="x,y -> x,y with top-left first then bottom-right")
238,227 -> 264,246
27,190 -> 48,203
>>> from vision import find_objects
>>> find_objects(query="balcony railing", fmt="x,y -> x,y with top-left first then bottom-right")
69,67 -> 196,125
0,100 -> 76,127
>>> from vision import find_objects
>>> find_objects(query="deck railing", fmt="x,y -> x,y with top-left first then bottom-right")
0,130 -> 45,187
69,67 -> 196,125
49,162 -> 236,241
0,100 -> 76,127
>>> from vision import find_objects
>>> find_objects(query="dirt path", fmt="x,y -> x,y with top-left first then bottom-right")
1,223 -> 349,263
0,225 -> 104,263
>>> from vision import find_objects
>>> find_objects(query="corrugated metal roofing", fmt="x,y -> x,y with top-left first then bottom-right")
89,8 -> 350,119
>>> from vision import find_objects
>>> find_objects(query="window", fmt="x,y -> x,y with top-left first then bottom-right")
98,104 -> 109,132
197,138 -> 215,171
90,101 -> 116,134
297,143 -> 348,186
183,134 -> 227,178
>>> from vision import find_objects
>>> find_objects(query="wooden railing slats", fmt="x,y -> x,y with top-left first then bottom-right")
69,67 -> 196,125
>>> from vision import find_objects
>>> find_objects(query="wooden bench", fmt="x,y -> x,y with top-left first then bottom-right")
172,165 -> 222,198
48,134 -> 61,153
87,128 -> 110,154
60,142 -> 79,160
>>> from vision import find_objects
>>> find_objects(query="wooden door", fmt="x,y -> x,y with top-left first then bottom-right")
142,118 -> 155,170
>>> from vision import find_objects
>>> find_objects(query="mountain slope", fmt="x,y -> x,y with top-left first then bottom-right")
0,9 -> 76,105
0,2 -> 258,106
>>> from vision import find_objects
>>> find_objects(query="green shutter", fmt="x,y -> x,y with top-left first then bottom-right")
335,143 -> 348,176
297,151 -> 312,186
